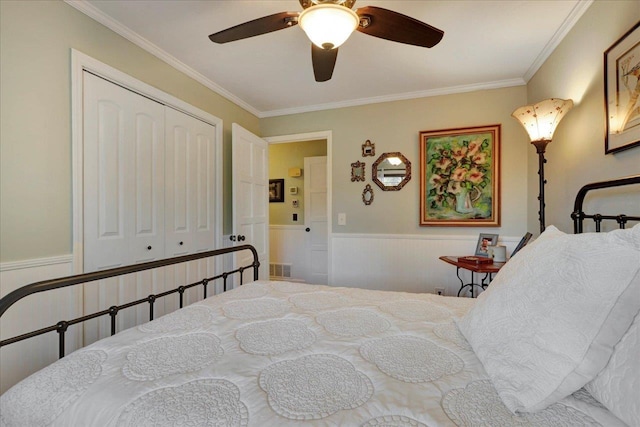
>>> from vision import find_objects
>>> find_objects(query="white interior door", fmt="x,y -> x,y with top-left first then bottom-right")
83,72 -> 165,342
232,123 -> 269,283
304,156 -> 328,284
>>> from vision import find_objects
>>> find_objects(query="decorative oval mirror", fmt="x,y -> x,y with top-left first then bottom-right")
372,152 -> 411,191
362,184 -> 374,205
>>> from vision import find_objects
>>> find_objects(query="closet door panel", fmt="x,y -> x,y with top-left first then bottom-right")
83,73 -> 165,344
84,75 -> 129,272
165,108 -> 216,256
131,111 -> 165,264
165,122 -> 192,257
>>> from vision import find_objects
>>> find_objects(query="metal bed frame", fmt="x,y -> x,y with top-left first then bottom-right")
571,174 -> 640,233
0,244 -> 259,359
0,175 -> 638,363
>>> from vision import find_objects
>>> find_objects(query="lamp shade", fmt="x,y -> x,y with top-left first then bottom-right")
298,4 -> 359,50
511,98 -> 574,142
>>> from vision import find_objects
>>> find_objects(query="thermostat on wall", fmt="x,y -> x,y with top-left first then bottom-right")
289,186 -> 298,195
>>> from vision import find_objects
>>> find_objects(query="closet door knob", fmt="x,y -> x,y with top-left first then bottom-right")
238,235 -> 246,242
147,245 -> 152,250
305,228 -> 310,232
179,241 -> 184,246
230,235 -> 237,242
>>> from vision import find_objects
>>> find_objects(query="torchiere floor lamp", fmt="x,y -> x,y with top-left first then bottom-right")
512,98 -> 573,233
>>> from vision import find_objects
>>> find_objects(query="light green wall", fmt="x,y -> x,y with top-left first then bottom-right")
261,86 -> 530,236
269,140 -> 327,225
0,0 -> 259,262
525,0 -> 640,234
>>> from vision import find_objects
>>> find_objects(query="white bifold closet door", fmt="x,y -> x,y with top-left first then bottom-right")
82,72 -> 217,344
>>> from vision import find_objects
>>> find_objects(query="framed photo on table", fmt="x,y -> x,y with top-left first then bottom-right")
419,124 -> 501,226
604,21 -> 640,154
475,233 -> 498,257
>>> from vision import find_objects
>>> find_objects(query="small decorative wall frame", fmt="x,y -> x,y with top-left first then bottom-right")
362,184 -> 374,205
351,161 -> 365,182
362,139 -> 375,157
604,21 -> 640,154
269,179 -> 284,203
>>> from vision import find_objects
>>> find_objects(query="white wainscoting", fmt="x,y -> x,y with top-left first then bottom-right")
269,225 -> 307,282
330,233 -> 519,295
0,255 -> 79,394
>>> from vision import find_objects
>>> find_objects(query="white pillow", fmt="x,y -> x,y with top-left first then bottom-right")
586,308 -> 640,426
457,224 -> 640,413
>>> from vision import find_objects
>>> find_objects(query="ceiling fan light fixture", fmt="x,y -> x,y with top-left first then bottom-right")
298,4 -> 359,50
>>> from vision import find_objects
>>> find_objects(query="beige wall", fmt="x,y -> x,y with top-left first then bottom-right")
525,0 -> 640,234
261,86 -> 530,237
269,140 -> 327,225
0,0 -> 259,262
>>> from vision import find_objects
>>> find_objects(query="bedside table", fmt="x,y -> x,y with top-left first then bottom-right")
439,256 -> 506,297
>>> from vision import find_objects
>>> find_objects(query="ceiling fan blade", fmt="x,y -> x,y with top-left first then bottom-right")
311,45 -> 338,82
209,12 -> 299,44
355,6 -> 444,48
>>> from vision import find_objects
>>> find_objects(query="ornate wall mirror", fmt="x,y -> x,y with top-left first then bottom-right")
362,184 -> 374,205
351,161 -> 365,182
372,152 -> 411,191
362,139 -> 375,157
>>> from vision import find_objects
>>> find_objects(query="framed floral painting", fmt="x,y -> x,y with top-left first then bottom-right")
419,124 -> 501,226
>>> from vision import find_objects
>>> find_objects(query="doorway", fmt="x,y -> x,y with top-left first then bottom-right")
265,132 -> 332,284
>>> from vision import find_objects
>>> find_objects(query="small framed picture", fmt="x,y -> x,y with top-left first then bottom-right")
475,233 -> 499,256
269,179 -> 284,203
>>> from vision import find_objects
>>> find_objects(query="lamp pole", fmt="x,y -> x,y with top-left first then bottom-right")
531,140 -> 550,234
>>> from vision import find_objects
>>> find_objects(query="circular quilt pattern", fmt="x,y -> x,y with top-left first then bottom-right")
289,291 -> 351,311
259,354 -> 374,420
360,335 -> 463,383
116,379 -> 248,427
222,298 -> 289,319
270,281 -> 314,293
123,333 -> 223,381
235,319 -> 316,355
362,415 -> 430,427
221,282 -> 269,300
138,306 -> 214,334
0,350 -> 107,426
433,322 -> 472,350
442,380 -> 600,426
379,300 -> 452,322
316,308 -> 391,337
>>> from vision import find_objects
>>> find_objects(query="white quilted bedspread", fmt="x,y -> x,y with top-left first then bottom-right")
0,281 -> 628,427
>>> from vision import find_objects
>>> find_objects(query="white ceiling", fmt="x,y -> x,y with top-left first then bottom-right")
70,0 -> 591,117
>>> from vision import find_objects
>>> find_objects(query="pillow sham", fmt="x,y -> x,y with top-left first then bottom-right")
586,309 -> 640,426
457,225 -> 640,413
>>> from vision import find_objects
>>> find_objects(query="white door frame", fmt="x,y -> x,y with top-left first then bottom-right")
70,49 -> 223,275
264,131 -> 333,284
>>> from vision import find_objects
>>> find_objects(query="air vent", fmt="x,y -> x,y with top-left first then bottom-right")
269,263 -> 292,279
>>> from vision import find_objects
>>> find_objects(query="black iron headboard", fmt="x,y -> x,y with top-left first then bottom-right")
571,175 -> 640,233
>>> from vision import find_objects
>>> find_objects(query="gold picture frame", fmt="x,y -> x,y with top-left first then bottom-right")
419,124 -> 501,226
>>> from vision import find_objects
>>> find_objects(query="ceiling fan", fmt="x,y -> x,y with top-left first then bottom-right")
209,0 -> 444,82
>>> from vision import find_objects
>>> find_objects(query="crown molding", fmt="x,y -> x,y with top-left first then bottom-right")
64,0 -> 261,117
523,0 -> 593,82
259,78 -> 526,118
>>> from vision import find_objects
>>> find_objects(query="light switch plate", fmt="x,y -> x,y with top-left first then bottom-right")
338,213 -> 346,226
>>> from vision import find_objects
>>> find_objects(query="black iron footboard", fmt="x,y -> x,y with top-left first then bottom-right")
0,244 -> 259,358
571,175 -> 640,233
